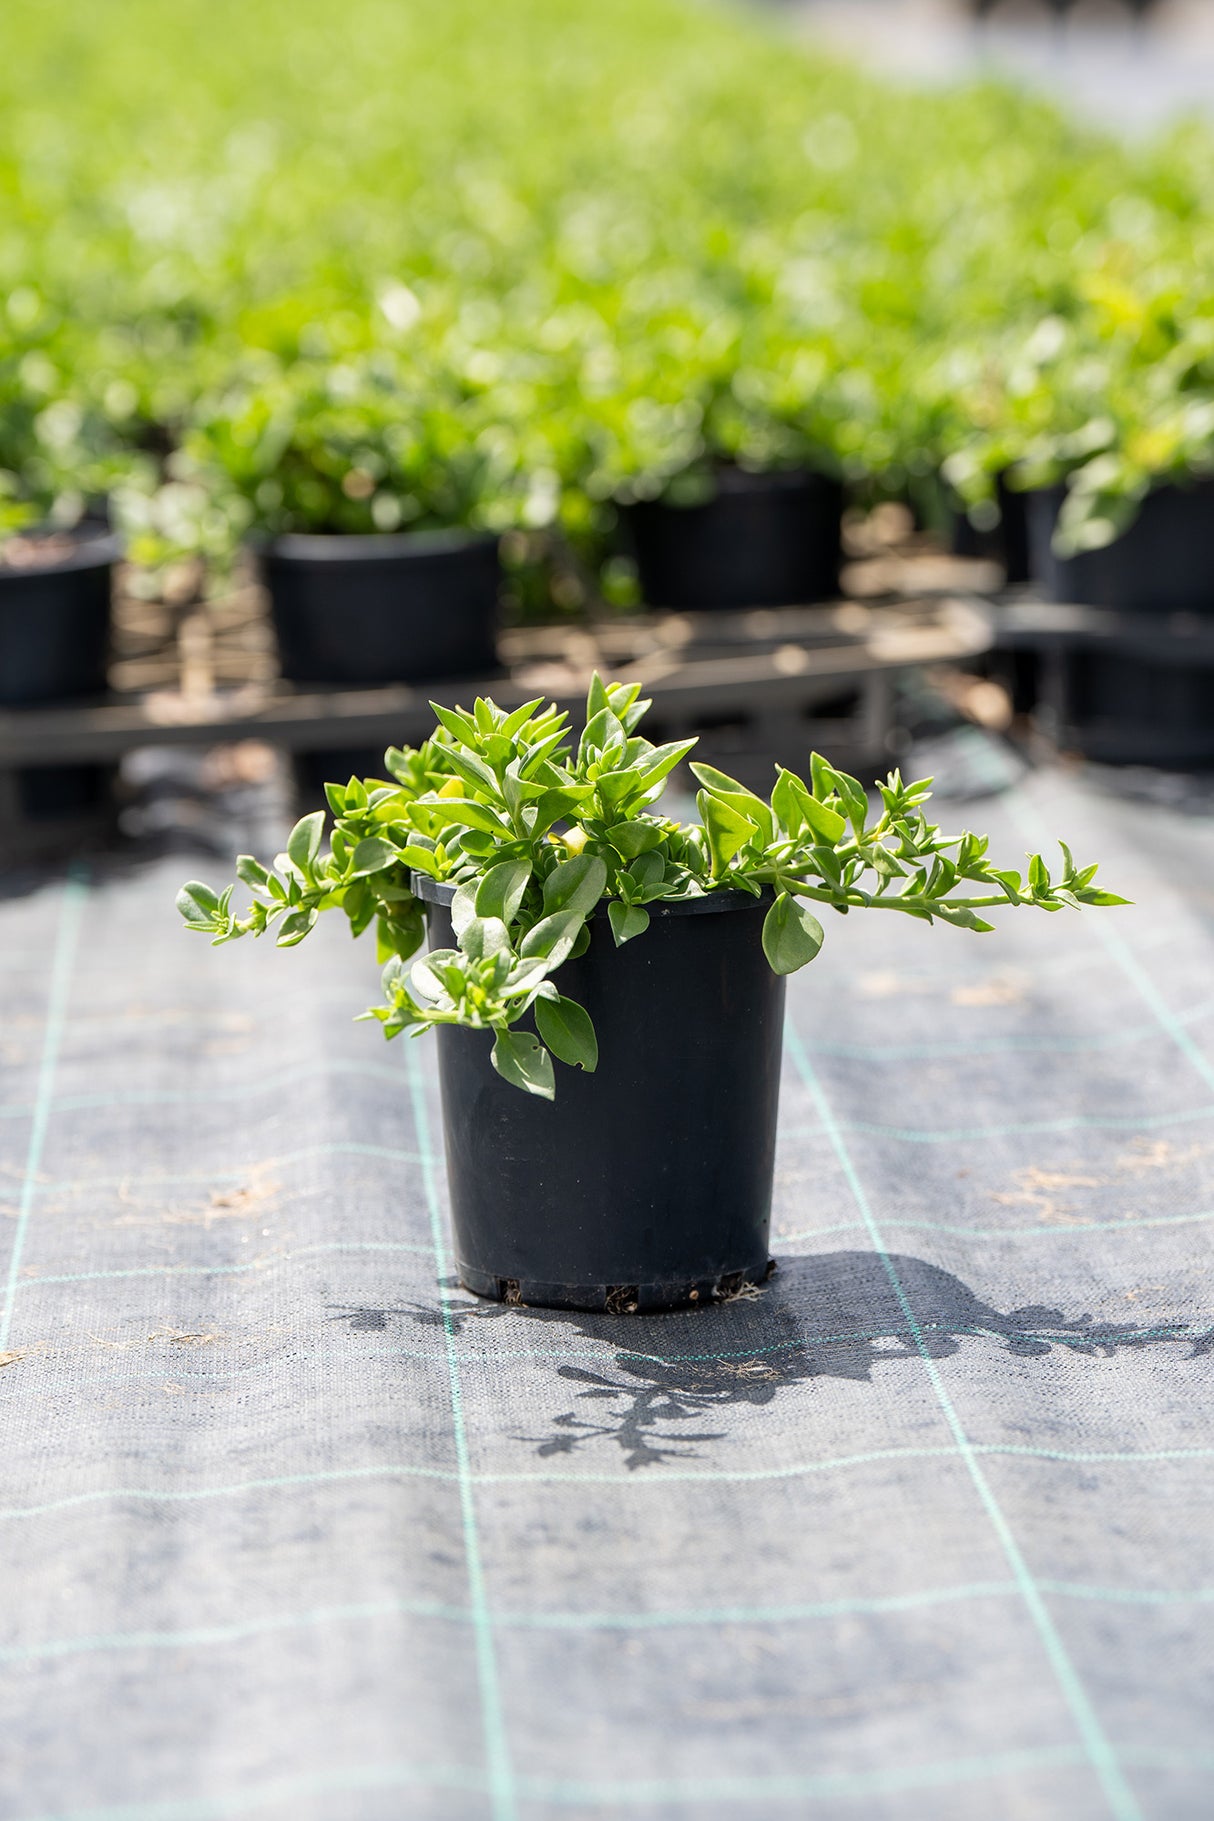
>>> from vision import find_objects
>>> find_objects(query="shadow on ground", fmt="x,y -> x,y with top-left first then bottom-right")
330,1251 -> 1214,1469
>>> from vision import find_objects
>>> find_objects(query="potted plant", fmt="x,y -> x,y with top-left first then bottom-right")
0,336 -> 125,819
572,286 -> 856,611
178,675 -> 1124,1312
177,350 -> 518,690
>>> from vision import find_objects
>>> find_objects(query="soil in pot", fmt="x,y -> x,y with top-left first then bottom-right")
417,878 -> 785,1312
262,528 -> 502,686
1027,480 -> 1214,613
0,523 -> 118,824
620,468 -> 843,611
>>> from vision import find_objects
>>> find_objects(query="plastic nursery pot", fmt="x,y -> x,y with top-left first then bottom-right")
1026,480 -> 1214,613
0,523 -> 117,706
292,744 -> 399,808
415,877 -> 786,1312
950,476 -> 1030,587
0,523 -> 119,821
1047,647 -> 1214,769
620,468 -> 844,611
261,528 -> 502,686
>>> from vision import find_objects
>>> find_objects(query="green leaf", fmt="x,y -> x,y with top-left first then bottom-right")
637,738 -> 698,792
439,746 -> 501,798
287,811 -> 325,872
810,754 -> 868,832
399,844 -> 441,878
491,1031 -> 555,1100
579,705 -> 624,764
535,995 -> 598,1071
691,761 -> 773,826
411,952 -> 455,1002
608,901 -> 650,946
475,858 -> 532,924
543,854 -> 607,916
176,880 -> 221,920
276,907 -> 319,947
585,672 -> 610,722
531,785 -> 596,835
627,851 -> 665,894
461,915 -> 512,961
697,790 -> 757,878
608,820 -> 664,858
762,892 -> 825,974
772,768 -> 847,844
1077,888 -> 1133,907
451,883 -> 479,938
422,797 -> 509,837
350,836 -> 399,876
933,905 -> 996,932
429,702 -> 480,745
501,696 -> 546,737
520,908 -> 585,966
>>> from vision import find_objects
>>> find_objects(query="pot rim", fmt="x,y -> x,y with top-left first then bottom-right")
411,871 -> 767,919
621,465 -> 842,511
255,527 -> 500,564
0,525 -> 121,581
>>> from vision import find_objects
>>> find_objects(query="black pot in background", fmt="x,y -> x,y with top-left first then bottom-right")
1044,646 -> 1214,769
292,744 -> 397,806
416,878 -> 784,1312
950,476 -> 1030,587
621,468 -> 843,610
1027,480 -> 1214,613
262,528 -> 501,686
0,525 -> 119,822
0,525 -> 117,706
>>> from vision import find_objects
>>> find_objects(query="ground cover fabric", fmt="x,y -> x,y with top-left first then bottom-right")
1,758 -> 1212,1821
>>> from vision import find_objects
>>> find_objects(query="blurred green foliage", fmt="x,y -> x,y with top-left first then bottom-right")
2,0 -> 1213,592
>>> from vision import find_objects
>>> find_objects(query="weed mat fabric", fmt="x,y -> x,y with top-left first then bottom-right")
1,764 -> 1212,1820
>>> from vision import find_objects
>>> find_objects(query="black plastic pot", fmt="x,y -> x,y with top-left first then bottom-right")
1042,642 -> 1214,768
293,744 -> 397,806
950,476 -> 1030,587
262,528 -> 501,685
621,468 -> 843,611
0,526 -> 117,706
0,526 -> 119,822
416,878 -> 785,1312
1027,481 -> 1214,613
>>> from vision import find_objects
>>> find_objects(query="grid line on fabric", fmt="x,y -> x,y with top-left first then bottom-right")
1012,787 -> 1214,1103
10,1741 -> 1111,1821
2,1433 -> 1213,1522
0,1308 -> 1202,1390
20,1098 -> 1214,1155
407,1039 -> 517,1821
784,1011 -> 1143,1821
7,1201 -> 1213,1301
7,1239 -> 431,1295
0,867 -> 89,1355
3,982 -> 1213,1123
2,1296 -> 1208,1405
782,1101 -> 1214,1142
9,1571 -> 1214,1672
14,1141 -> 425,1190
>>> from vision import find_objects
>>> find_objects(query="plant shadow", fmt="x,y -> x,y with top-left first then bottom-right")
329,1250 -> 1214,1470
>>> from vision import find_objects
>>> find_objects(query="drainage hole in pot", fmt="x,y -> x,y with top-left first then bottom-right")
498,1278 -> 524,1306
605,1284 -> 640,1315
